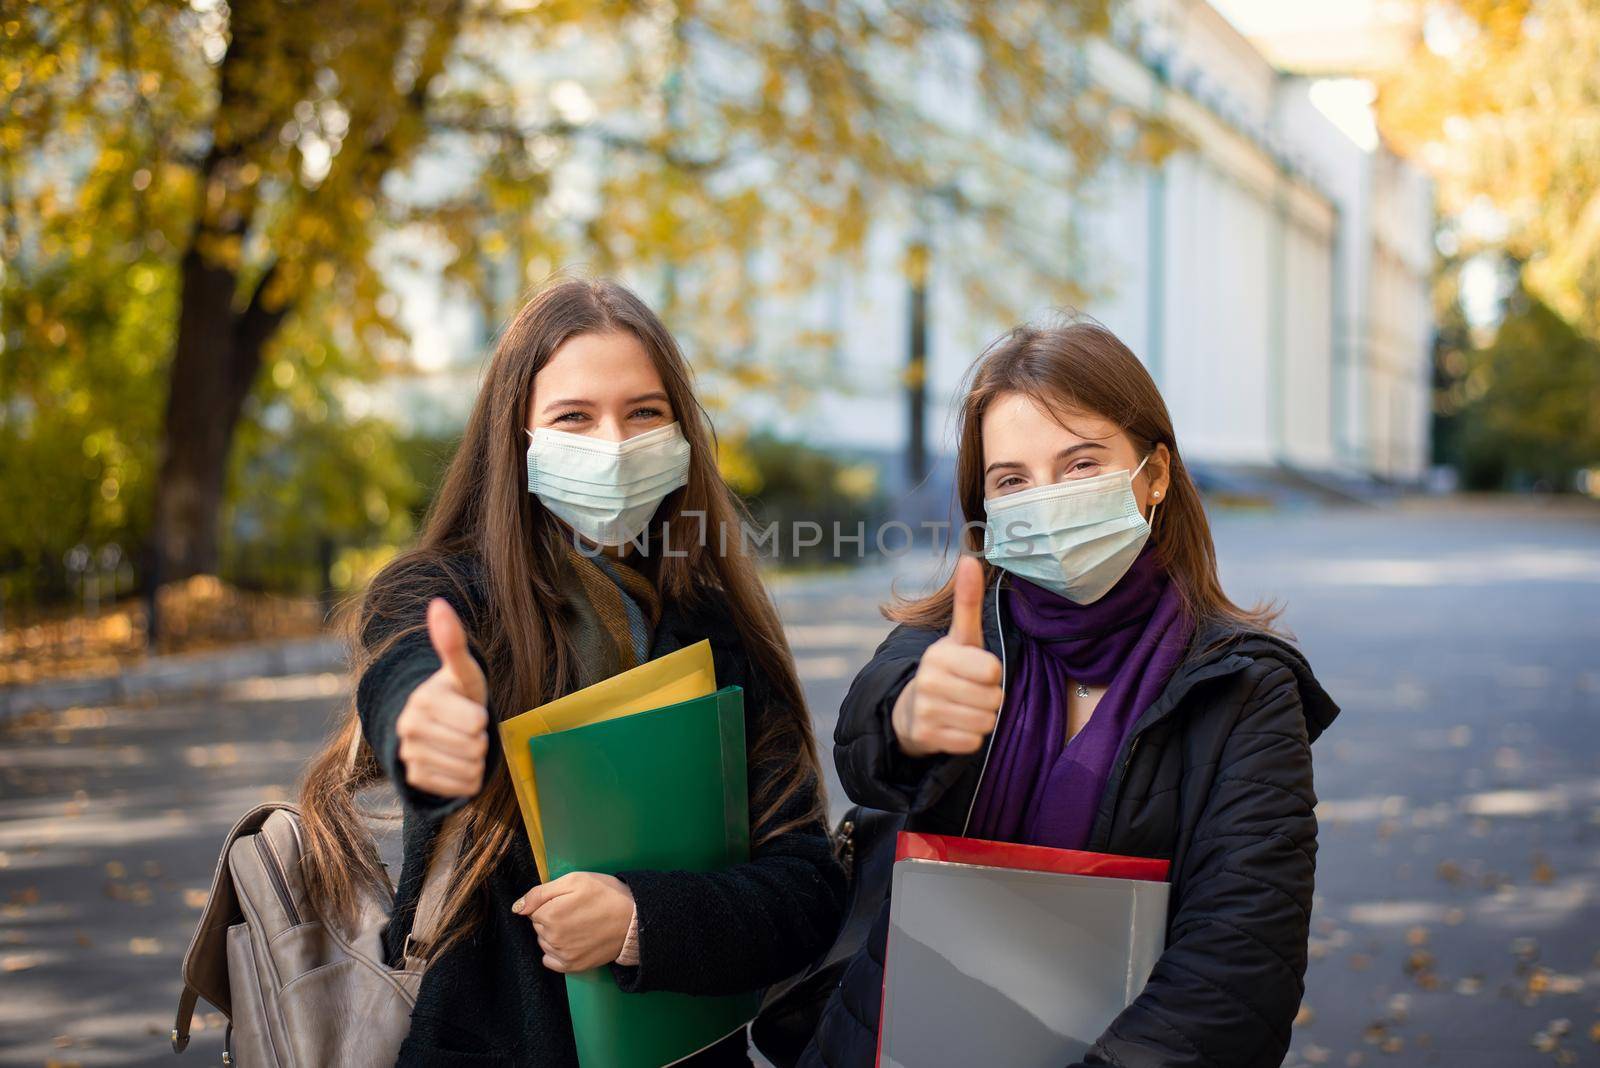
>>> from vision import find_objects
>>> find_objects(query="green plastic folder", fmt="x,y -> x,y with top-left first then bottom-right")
529,685 -> 757,1068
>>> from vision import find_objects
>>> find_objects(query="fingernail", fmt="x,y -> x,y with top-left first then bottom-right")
512,897 -> 525,913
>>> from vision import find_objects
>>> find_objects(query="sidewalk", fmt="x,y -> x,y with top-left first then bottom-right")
0,635 -> 344,723
0,552 -> 925,726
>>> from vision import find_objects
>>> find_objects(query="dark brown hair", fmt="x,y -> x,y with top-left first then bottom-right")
297,277 -> 823,952
889,319 -> 1281,639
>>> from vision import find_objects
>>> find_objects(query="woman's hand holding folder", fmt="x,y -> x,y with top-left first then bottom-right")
513,872 -> 636,973
395,598 -> 491,799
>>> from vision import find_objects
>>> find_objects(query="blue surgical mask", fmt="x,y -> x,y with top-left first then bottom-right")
983,455 -> 1154,604
526,422 -> 691,546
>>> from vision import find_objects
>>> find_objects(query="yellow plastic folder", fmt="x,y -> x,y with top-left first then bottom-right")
498,640 -> 716,882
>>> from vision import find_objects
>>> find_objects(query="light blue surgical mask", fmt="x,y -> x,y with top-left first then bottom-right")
983,455 -> 1154,604
526,422 -> 691,547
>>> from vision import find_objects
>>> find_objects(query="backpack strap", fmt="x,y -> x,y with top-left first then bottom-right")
399,810 -> 466,969
171,986 -> 200,1053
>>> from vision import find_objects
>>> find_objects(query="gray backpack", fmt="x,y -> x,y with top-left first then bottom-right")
171,802 -> 459,1066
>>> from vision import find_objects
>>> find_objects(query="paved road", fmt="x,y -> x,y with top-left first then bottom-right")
2,498 -> 1597,1067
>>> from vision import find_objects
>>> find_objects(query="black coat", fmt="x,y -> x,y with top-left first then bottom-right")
356,554 -> 846,1066
803,579 -> 1340,1068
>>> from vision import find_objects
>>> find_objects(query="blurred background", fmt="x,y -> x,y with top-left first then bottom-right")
1,0 -> 1597,1065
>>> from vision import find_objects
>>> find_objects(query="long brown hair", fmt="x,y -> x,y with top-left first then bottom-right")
297,277 -> 824,952
889,320 -> 1281,639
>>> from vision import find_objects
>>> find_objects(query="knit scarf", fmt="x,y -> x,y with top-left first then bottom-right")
967,542 -> 1194,850
559,546 -> 662,682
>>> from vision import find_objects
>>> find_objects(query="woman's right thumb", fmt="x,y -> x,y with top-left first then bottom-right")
949,555 -> 986,647
428,598 -> 487,702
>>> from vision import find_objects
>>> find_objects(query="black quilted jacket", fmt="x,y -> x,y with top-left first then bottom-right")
802,579 -> 1340,1068
357,554 -> 845,1066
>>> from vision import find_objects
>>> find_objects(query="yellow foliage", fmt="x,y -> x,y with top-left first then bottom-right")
1377,0 -> 1600,339
715,434 -> 763,496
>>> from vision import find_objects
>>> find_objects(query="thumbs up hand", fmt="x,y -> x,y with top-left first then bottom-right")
891,556 -> 1005,758
395,598 -> 491,799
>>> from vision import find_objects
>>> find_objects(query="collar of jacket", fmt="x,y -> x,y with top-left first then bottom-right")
978,575 -> 1340,744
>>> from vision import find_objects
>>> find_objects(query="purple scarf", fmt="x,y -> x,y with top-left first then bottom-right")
967,543 -> 1194,850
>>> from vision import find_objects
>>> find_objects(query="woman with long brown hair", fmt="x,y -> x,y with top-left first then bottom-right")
296,277 -> 844,1066
804,321 -> 1340,1067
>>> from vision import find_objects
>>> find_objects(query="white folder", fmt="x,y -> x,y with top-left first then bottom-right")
879,833 -> 1170,1068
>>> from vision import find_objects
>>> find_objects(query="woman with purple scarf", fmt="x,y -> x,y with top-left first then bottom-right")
802,322 -> 1340,1068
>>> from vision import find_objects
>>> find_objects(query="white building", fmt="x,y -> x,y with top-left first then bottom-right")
388,0 -> 1435,493
745,0 -> 1434,495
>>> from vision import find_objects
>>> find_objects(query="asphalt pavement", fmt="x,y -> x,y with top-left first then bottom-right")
1,496 -> 1596,1067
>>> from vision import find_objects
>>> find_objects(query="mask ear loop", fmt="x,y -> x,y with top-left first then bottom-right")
1134,451 -> 1160,526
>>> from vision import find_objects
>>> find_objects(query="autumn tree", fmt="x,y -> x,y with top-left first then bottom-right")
1378,0 -> 1600,341
2,0 -> 1164,588
1377,0 -> 1600,487
1433,273 -> 1600,489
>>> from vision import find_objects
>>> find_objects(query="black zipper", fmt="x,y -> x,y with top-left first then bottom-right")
255,834 -> 303,927
1087,729 -> 1148,852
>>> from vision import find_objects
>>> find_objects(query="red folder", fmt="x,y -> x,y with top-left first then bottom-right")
894,832 -> 1171,882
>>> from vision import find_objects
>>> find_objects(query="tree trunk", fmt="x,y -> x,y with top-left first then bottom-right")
152,244 -> 282,580
153,254 -> 247,578
148,0 -> 296,583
